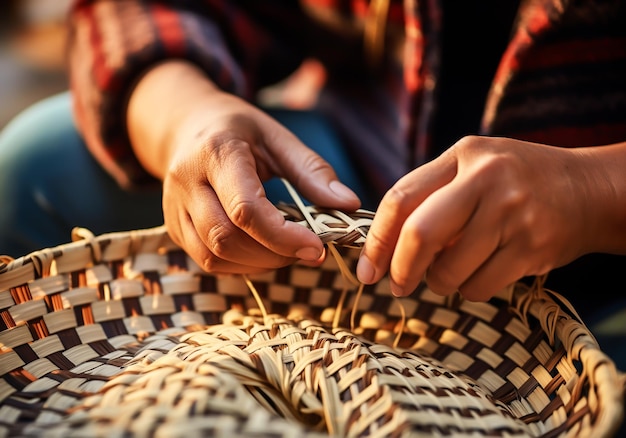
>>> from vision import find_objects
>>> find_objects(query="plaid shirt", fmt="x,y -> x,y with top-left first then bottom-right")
68,0 -> 626,197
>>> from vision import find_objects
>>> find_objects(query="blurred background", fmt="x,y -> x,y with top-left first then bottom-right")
0,0 -> 70,130
0,0 -> 325,132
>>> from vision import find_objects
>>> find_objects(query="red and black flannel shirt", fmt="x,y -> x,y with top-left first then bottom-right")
67,0 -> 626,199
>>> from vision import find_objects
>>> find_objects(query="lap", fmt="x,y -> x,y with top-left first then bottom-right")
0,92 -> 163,257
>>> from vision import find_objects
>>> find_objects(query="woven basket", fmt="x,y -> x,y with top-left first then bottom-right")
0,203 -> 624,437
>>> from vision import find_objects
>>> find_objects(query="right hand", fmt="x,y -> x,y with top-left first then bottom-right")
357,136 -> 626,301
128,61 -> 361,274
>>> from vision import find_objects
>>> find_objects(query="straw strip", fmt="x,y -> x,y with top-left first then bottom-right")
0,204 -> 622,437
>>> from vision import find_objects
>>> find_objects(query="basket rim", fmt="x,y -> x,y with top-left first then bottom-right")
0,205 -> 624,437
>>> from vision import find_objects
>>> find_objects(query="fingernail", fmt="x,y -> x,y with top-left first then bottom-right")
296,247 -> 326,266
390,280 -> 405,297
356,254 -> 376,284
329,180 -> 358,202
296,247 -> 322,261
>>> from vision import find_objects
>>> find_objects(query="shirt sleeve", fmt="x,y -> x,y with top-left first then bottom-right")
67,0 -> 307,189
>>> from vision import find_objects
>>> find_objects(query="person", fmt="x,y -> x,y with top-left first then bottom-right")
0,1 -> 625,366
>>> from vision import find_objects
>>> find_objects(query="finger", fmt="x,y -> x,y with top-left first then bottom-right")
187,182 -> 300,268
172,192 -> 279,274
388,175 -> 482,297
425,200 -> 502,296
207,142 -> 326,261
262,119 -> 362,210
357,149 -> 459,285
181,216 -> 273,275
458,242 -> 530,302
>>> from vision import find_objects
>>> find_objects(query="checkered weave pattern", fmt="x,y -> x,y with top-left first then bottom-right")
0,204 -> 623,437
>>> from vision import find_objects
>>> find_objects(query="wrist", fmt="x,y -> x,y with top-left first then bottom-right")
126,60 -> 221,179
572,142 -> 626,254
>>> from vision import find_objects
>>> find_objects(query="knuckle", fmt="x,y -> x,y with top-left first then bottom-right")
301,153 -> 328,174
381,184 -> 413,214
205,222 -> 237,259
200,253 -> 222,272
475,154 -> 512,180
184,242 -> 223,273
494,187 -> 532,220
166,158 -> 192,188
452,135 -> 482,153
195,130 -> 254,165
206,138 -> 253,171
518,209 -> 541,239
411,222 -> 435,248
503,205 -> 551,253
228,197 -> 257,229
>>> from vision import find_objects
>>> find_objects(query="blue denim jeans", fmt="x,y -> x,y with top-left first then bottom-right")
0,92 -> 372,259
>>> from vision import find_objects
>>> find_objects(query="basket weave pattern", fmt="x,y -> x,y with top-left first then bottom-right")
0,205 -> 623,437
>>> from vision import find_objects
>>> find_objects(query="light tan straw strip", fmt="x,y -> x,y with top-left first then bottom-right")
0,204 -> 623,437
280,178 -> 360,331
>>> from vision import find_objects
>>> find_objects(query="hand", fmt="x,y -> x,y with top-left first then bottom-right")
356,136 -> 626,301
128,61 -> 360,274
